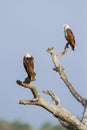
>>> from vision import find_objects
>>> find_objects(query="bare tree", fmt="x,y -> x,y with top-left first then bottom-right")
16,47 -> 87,130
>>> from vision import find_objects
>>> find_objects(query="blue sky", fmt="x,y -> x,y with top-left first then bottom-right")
0,0 -> 87,127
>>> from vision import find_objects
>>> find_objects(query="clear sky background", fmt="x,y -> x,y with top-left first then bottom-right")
0,0 -> 87,128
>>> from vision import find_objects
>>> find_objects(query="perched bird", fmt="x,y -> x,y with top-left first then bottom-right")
63,24 -> 76,50
23,52 -> 36,82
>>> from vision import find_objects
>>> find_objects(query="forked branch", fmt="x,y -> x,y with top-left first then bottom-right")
16,47 -> 87,130
47,47 -> 87,107
16,80 -> 87,130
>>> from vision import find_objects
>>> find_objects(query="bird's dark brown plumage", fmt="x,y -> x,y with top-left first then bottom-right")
23,56 -> 36,81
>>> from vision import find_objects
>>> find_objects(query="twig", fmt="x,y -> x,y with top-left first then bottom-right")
43,90 -> 61,106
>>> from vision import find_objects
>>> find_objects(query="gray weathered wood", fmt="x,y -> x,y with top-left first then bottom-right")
16,47 -> 87,130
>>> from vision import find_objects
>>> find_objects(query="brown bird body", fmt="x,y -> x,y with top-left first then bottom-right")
64,24 -> 76,50
23,52 -> 36,82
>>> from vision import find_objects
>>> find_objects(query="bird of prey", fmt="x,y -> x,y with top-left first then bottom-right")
23,52 -> 36,82
63,24 -> 76,50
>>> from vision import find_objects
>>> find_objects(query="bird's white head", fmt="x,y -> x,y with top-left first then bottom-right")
63,24 -> 70,30
25,52 -> 31,58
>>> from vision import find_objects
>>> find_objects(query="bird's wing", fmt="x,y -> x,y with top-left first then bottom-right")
31,56 -> 34,69
67,29 -> 75,46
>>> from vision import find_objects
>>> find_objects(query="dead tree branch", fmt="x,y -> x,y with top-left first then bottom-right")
82,103 -> 87,127
16,80 -> 87,130
42,90 -> 61,105
59,119 -> 74,130
16,47 -> 87,130
47,47 -> 87,107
